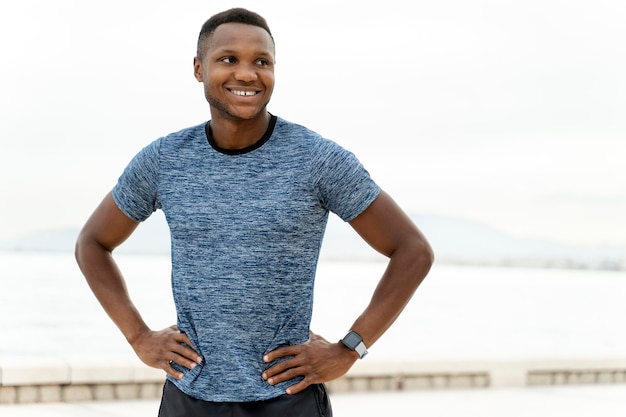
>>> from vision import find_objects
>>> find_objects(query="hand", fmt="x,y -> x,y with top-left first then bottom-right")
262,331 -> 359,395
129,325 -> 203,380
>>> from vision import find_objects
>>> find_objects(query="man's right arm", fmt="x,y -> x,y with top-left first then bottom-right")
75,192 -> 202,379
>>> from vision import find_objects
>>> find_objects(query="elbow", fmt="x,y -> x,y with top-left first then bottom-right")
417,237 -> 435,272
389,231 -> 435,273
423,234 -> 435,265
74,229 -> 88,268
406,234 -> 434,280
74,228 -> 108,270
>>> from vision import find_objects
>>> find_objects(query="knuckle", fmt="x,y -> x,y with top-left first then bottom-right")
274,362 -> 289,373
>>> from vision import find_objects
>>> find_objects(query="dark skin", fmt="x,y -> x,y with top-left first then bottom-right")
75,193 -> 202,378
75,22 -> 434,395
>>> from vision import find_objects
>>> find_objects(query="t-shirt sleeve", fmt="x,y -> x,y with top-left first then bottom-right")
312,138 -> 381,222
111,139 -> 162,222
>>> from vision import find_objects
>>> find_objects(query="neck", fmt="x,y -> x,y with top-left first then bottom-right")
209,111 -> 271,150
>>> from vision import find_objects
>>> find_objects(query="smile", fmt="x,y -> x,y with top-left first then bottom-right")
230,90 -> 259,96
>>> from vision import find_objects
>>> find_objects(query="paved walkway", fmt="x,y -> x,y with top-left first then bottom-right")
2,385 -> 626,417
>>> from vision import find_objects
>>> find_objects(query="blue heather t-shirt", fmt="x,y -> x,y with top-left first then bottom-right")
112,116 -> 380,402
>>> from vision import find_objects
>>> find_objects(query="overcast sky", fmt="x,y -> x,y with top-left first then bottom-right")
1,0 -> 625,246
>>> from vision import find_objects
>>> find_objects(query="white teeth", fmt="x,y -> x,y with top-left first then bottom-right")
232,90 -> 257,96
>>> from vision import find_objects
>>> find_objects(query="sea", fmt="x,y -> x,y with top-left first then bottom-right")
1,250 -> 626,364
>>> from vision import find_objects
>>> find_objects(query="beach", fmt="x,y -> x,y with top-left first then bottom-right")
1,251 -> 626,413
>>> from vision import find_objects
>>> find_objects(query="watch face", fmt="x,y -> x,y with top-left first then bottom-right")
343,331 -> 362,348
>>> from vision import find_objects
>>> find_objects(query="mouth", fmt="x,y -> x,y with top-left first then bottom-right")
228,89 -> 260,97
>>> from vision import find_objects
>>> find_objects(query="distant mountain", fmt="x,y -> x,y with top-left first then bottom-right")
321,214 -> 626,269
0,212 -> 171,255
2,212 -> 625,270
409,214 -> 626,270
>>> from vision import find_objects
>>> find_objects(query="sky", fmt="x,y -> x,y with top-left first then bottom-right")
1,0 -> 625,247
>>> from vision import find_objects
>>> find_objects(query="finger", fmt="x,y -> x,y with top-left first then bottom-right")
166,324 -> 196,349
285,379 -> 310,395
262,357 -> 299,379
263,345 -> 299,363
167,332 -> 202,363
266,366 -> 304,386
169,351 -> 200,371
164,361 -> 185,380
169,341 -> 202,364
172,330 -> 195,347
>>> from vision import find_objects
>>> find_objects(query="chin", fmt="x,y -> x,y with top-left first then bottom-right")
227,108 -> 268,121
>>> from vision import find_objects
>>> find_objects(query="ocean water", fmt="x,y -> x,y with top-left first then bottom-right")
1,250 -> 625,363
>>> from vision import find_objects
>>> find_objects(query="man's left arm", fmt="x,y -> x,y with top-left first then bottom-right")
262,190 -> 434,394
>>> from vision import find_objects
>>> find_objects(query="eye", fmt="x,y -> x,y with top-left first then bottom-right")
220,57 -> 236,64
256,58 -> 271,67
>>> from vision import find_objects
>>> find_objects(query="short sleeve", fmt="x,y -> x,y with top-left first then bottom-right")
111,139 -> 162,222
312,138 -> 381,222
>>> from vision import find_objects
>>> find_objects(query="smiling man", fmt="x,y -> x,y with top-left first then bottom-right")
75,8 -> 433,417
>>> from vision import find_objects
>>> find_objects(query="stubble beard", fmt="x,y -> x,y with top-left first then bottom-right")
207,93 -> 270,122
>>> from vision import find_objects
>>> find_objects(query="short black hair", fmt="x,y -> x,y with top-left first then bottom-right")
197,8 -> 274,59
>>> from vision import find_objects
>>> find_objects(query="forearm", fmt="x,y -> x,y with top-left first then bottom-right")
262,239 -> 433,394
75,237 -> 150,344
349,239 -> 433,349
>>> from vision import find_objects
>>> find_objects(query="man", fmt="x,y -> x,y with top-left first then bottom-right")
75,7 -> 433,417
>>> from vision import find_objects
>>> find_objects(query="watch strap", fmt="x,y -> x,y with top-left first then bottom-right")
341,330 -> 368,359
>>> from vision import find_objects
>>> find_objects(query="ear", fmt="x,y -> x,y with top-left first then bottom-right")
193,57 -> 203,82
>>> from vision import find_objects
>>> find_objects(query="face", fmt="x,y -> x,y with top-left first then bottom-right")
194,23 -> 275,122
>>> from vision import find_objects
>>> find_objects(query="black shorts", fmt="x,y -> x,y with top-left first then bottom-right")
158,380 -> 333,417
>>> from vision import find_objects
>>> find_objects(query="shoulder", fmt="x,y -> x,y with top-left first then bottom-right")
274,117 -> 319,142
135,122 -> 208,166
273,116 -> 346,155
123,122 -> 208,174
157,122 -> 207,150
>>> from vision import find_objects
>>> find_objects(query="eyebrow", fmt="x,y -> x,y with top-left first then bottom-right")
216,48 -> 274,58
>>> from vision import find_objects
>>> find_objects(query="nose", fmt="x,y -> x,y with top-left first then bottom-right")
234,63 -> 258,82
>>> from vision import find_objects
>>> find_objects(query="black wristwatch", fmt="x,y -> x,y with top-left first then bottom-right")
340,330 -> 368,359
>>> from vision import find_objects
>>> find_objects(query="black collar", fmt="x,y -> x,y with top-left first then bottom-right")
205,114 -> 278,155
